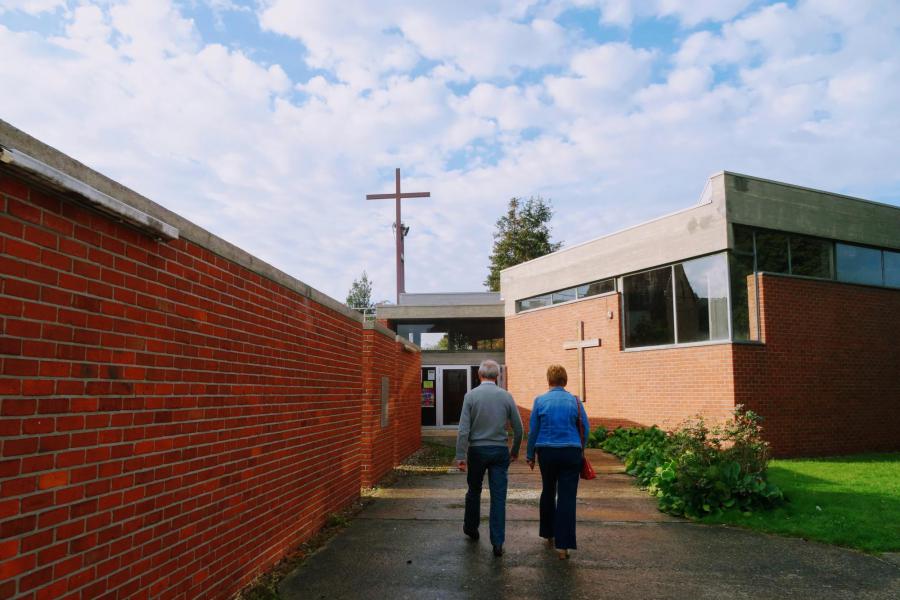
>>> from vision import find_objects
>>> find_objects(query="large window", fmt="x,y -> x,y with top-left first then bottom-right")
836,243 -> 883,286
755,231 -> 790,274
516,278 -> 615,313
734,225 -> 899,289
675,255 -> 730,343
397,320 -> 504,351
623,254 -> 729,348
790,237 -> 833,278
886,251 -> 900,288
623,266 -> 675,347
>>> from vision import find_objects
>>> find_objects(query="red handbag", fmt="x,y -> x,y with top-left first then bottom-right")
575,398 -> 596,480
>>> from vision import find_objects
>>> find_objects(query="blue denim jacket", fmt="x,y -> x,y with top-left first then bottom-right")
526,387 -> 590,461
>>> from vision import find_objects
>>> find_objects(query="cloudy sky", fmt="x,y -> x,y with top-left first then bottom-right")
1,1 -> 899,303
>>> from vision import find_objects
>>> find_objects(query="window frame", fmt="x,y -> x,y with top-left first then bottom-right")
514,278 -> 616,314
620,251 -> 732,350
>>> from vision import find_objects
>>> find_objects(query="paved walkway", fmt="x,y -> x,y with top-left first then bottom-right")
280,450 -> 900,599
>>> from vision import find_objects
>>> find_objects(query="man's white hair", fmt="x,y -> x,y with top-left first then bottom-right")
478,359 -> 500,380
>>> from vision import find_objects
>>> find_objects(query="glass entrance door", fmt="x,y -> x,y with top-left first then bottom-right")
441,368 -> 467,426
421,367 -> 436,426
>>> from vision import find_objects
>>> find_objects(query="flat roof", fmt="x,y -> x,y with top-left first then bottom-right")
377,292 -> 504,320
500,171 -> 900,316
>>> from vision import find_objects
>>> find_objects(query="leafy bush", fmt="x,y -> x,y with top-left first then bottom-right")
601,426 -> 667,457
600,408 -> 785,518
586,425 -> 608,448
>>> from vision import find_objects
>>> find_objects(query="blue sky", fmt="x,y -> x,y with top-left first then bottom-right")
1,0 -> 898,303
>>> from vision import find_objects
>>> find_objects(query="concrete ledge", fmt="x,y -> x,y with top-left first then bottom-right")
377,304 -> 504,320
395,335 -> 421,353
420,351 -> 504,365
363,320 -> 399,340
0,119 -> 362,324
1,146 -> 179,240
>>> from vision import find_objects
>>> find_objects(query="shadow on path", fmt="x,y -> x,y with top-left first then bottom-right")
280,450 -> 900,599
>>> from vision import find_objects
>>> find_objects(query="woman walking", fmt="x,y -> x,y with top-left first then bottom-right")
525,364 -> 590,559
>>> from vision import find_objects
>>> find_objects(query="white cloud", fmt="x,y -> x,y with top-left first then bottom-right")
1,0 -> 899,305
546,43 -> 656,112
0,0 -> 66,15
592,0 -> 754,27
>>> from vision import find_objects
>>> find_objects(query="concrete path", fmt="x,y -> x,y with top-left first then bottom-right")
280,450 -> 900,599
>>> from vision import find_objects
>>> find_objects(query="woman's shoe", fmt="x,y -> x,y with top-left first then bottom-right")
557,549 -> 570,560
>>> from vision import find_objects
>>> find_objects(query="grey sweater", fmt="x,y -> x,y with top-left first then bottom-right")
455,381 -> 524,460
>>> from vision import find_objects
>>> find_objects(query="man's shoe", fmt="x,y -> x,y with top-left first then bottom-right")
463,527 -> 479,541
493,545 -> 503,557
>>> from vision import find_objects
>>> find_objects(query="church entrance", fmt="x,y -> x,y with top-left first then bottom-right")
420,366 -> 475,427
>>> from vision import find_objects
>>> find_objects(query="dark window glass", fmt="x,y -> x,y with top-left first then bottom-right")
516,294 -> 551,312
790,236 -> 833,278
836,244 -> 883,286
397,320 -> 504,351
733,225 -> 754,255
552,288 -> 577,304
729,253 -> 758,341
674,254 -> 730,343
755,231 -> 789,273
623,266 -> 675,348
577,279 -> 615,298
885,251 -> 900,288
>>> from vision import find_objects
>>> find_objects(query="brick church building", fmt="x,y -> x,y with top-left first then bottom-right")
501,172 -> 900,456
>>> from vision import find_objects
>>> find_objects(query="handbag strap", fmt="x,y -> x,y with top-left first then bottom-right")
573,395 -> 585,450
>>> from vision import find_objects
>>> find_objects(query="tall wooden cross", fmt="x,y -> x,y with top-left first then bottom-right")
366,168 -> 430,303
563,320 -> 600,402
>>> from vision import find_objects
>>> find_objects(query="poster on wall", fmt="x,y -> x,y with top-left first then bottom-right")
423,380 -> 433,389
427,369 -> 436,381
421,390 -> 435,407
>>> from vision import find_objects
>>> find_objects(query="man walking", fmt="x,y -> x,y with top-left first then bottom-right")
455,359 -> 523,557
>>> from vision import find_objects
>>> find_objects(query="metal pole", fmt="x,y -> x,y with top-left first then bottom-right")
395,168 -> 403,303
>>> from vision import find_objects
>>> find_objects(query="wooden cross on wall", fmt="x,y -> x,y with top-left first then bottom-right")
366,168 -> 430,304
563,320 -> 600,402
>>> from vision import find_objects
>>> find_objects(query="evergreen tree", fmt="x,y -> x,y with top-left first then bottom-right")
346,271 -> 374,313
485,196 -> 562,291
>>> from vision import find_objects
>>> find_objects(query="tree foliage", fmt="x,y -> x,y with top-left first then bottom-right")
485,196 -> 562,291
346,271 -> 374,312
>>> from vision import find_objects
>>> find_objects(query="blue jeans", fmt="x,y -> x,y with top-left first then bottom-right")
464,445 -> 510,547
537,446 -> 582,550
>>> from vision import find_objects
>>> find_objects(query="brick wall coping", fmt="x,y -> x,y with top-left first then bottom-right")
0,118 -> 363,324
363,320 -> 421,352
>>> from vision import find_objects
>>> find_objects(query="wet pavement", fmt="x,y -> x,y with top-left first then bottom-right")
280,450 -> 900,599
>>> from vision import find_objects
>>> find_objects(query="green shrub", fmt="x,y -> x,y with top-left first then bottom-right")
600,408 -> 785,518
601,425 -> 666,457
586,425 -> 608,448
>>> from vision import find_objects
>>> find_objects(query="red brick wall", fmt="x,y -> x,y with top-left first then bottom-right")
506,276 -> 899,457
0,169 -> 420,599
360,329 -> 394,487
734,274 -> 900,457
505,293 -> 735,432
392,345 -> 422,467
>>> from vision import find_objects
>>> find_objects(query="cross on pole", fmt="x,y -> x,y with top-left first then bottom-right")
563,320 -> 600,402
366,168 -> 430,304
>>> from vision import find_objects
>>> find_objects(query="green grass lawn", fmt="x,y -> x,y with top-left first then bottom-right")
701,453 -> 900,553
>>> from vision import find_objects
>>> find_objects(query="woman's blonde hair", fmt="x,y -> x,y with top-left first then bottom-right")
546,364 -> 568,387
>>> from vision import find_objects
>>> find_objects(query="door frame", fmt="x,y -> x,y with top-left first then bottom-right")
434,365 -> 471,428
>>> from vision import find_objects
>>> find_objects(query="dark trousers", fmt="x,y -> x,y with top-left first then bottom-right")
537,446 -> 582,550
464,445 -> 510,547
